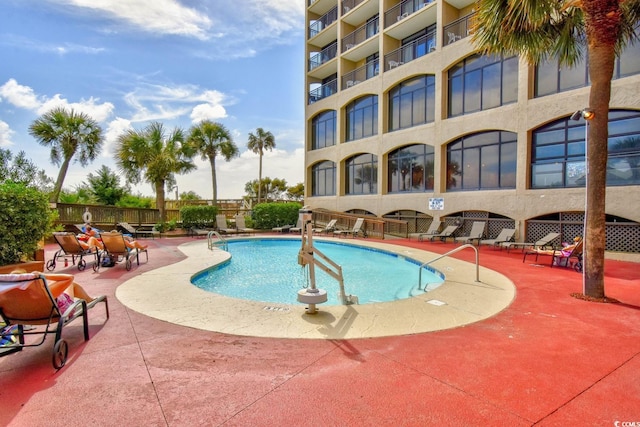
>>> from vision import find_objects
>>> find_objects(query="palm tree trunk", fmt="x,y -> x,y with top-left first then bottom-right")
257,152 -> 263,204
210,156 -> 217,205
50,156 -> 71,203
155,180 -> 166,223
584,30 -> 616,299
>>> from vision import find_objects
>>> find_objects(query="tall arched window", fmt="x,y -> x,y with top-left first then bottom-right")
311,161 -> 336,196
345,95 -> 378,142
447,131 -> 517,191
535,39 -> 640,97
389,75 -> 436,131
311,110 -> 336,150
448,54 -> 518,117
345,153 -> 378,195
531,110 -> 640,188
388,144 -> 434,192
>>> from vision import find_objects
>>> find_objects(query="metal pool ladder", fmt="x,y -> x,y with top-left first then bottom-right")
418,243 -> 480,290
207,230 -> 228,251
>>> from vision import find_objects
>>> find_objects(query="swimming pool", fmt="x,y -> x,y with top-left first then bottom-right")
192,239 -> 444,305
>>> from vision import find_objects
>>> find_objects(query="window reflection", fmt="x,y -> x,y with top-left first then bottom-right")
346,153 -> 378,195
312,161 -> 336,196
388,144 -> 435,192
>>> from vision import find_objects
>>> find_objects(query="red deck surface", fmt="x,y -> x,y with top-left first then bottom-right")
1,236 -> 638,426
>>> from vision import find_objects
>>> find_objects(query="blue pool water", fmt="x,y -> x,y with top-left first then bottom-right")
192,239 -> 444,305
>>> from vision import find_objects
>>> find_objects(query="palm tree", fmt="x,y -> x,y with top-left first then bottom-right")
472,0 -> 639,299
115,122 -> 196,222
187,120 -> 239,204
247,128 -> 275,204
28,107 -> 104,202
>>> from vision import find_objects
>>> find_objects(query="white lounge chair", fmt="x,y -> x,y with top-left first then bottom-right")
417,220 -> 442,241
313,219 -> 337,234
427,225 -> 459,243
479,228 -> 516,249
454,221 -> 486,245
334,218 -> 366,238
289,219 -> 304,234
502,232 -> 561,253
216,215 -> 236,234
234,215 -> 255,234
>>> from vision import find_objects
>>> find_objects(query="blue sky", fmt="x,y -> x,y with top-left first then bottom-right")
0,0 -> 305,200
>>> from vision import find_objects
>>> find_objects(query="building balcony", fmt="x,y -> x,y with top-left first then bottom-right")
342,60 -> 379,90
384,0 -> 437,41
444,12 -> 476,46
309,79 -> 338,105
309,43 -> 338,73
308,6 -> 338,41
384,0 -> 435,29
342,16 -> 379,53
384,31 -> 436,71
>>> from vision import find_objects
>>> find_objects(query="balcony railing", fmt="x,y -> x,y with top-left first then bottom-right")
309,79 -> 338,104
309,42 -> 338,71
384,0 -> 434,28
342,16 -> 379,51
341,0 -> 365,15
384,31 -> 436,71
342,60 -> 379,89
443,12 -> 476,45
309,6 -> 338,38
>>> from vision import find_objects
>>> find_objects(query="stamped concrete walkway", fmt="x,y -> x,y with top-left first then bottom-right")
1,235 -> 638,426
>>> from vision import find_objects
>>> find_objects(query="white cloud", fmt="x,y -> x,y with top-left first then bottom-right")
0,79 -> 41,110
124,83 -> 229,124
0,120 -> 15,147
103,117 -> 132,156
0,79 -> 114,122
52,0 -> 212,40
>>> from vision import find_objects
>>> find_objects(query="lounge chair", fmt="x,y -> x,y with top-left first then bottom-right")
234,215 -> 255,234
289,219 -> 304,234
523,238 -> 583,268
46,232 -> 100,272
272,223 -> 294,233
427,225 -> 459,242
455,221 -> 486,245
97,232 -> 148,271
502,232 -> 560,253
417,220 -> 442,241
334,217 -> 366,238
216,215 -> 236,234
479,228 -> 516,249
0,272 -> 108,369
313,219 -> 337,234
190,228 -> 211,238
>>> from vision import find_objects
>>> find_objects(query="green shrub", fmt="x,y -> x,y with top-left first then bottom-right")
251,202 -> 302,229
180,205 -> 218,229
0,182 -> 57,265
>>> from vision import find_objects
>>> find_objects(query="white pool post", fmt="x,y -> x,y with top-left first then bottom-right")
296,206 -> 327,314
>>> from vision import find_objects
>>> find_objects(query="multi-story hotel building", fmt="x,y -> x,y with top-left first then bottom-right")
304,0 -> 640,257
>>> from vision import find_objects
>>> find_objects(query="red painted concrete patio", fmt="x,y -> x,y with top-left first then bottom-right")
1,235 -> 638,426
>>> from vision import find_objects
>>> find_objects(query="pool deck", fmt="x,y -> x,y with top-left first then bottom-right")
1,235 -> 639,426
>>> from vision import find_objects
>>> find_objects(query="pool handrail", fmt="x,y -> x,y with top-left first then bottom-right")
418,243 -> 480,289
207,230 -> 228,251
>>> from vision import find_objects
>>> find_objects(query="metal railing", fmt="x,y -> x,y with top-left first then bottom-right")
309,6 -> 338,38
309,43 -> 338,71
342,16 -> 379,51
342,60 -> 379,89
443,12 -> 476,46
418,244 -> 480,289
207,230 -> 228,251
384,31 -> 436,71
308,79 -> 338,104
384,0 -> 434,28
341,0 -> 365,15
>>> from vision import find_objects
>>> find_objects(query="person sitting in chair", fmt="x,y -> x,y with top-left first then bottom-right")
7,270 -> 95,303
109,230 -> 148,250
560,236 -> 582,256
77,224 -> 103,251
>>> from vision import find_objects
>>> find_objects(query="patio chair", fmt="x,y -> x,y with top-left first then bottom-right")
96,232 -> 148,271
426,225 -> 459,242
0,272 -> 108,369
479,228 -> 516,249
313,219 -> 337,234
272,223 -> 294,233
334,217 -> 366,238
190,228 -> 211,238
523,238 -> 583,269
289,219 -> 304,234
454,221 -> 486,245
417,220 -> 442,241
502,232 -> 561,253
46,232 -> 100,272
216,215 -> 237,234
234,215 -> 255,234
